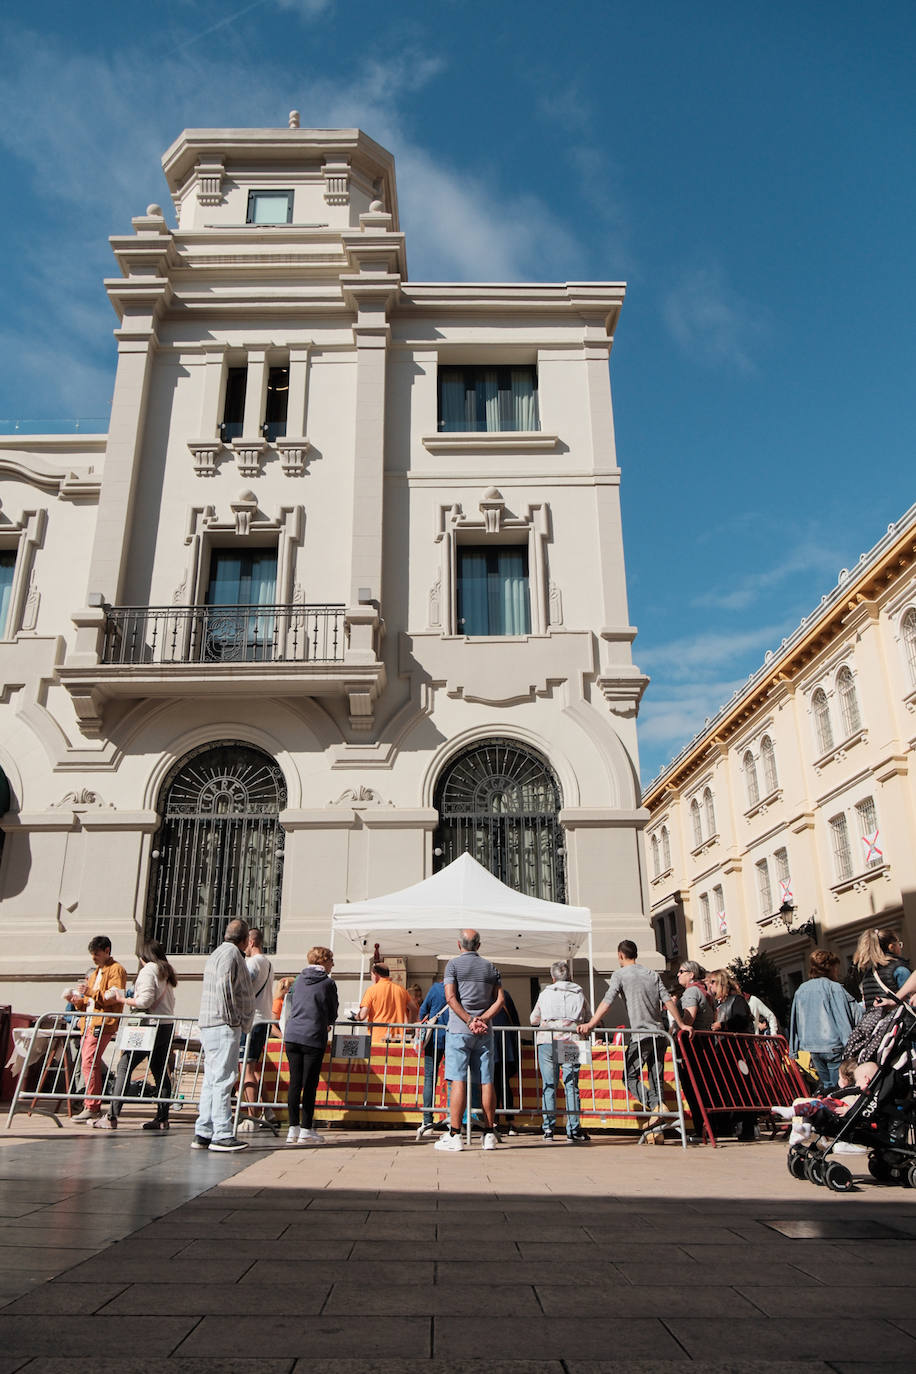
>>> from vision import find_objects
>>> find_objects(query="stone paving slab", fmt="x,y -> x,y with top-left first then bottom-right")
0,1315 -> 199,1357
323,1282 -> 542,1315
433,1315 -> 686,1361
98,1281 -> 332,1316
667,1318 -> 916,1361
176,1314 -> 432,1360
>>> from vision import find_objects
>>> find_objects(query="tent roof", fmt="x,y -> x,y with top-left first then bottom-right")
331,852 -> 591,964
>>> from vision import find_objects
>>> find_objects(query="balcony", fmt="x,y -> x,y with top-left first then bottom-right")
58,601 -> 386,737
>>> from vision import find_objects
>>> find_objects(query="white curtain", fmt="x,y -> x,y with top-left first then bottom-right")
509,368 -> 538,430
439,372 -> 466,431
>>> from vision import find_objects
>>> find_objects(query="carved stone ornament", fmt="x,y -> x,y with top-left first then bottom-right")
229,489 -> 259,536
232,440 -> 268,479
428,573 -> 442,629
196,157 -> 225,206
276,438 -> 312,476
548,580 -> 563,627
331,785 -> 391,806
21,567 -> 40,631
51,788 -> 113,810
188,441 -> 224,477
479,487 -> 505,534
323,159 -> 350,206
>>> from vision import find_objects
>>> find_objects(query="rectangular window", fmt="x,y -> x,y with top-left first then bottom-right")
438,365 -> 539,433
755,858 -> 772,917
263,366 -> 289,441
247,190 -> 293,225
712,884 -> 725,936
830,813 -> 853,883
855,796 -> 882,868
456,547 -> 531,636
699,892 -> 711,945
221,366 -> 247,442
204,549 -> 278,662
0,551 -> 16,636
774,847 -> 790,886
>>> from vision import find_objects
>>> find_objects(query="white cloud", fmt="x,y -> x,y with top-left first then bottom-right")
638,679 -> 745,747
663,263 -> 768,372
0,28 -> 587,415
691,538 -> 844,612
638,624 -> 785,679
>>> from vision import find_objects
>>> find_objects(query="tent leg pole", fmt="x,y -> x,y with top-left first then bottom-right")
588,932 -> 595,1017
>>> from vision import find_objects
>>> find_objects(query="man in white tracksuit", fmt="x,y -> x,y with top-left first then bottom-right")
530,961 -> 591,1142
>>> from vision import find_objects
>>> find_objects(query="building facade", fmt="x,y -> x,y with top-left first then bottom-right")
643,504 -> 916,994
0,122 -> 650,1014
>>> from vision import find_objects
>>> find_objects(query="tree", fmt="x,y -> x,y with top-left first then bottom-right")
728,947 -> 789,1029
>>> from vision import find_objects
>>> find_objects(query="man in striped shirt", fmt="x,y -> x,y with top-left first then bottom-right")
193,918 -> 255,1153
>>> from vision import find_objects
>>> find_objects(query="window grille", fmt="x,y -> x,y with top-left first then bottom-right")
837,666 -> 862,737
703,787 -> 716,837
743,750 -> 759,808
661,826 -> 671,871
755,858 -> 772,916
433,739 -> 565,901
146,742 -> 286,955
699,891 -> 711,944
812,688 -> 834,755
829,813 -> 853,883
690,798 -> 702,848
855,796 -> 881,868
761,735 -> 778,794
903,608 -> 916,687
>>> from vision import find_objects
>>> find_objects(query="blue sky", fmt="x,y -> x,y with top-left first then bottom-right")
1,0 -> 913,784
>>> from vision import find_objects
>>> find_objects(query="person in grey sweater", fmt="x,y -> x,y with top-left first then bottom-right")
193,918 -> 254,1153
283,946 -> 339,1146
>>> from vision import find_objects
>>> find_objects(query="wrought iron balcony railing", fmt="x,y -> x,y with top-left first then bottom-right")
101,603 -> 346,666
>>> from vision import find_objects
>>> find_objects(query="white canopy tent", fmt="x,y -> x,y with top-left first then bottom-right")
330,852 -> 595,1007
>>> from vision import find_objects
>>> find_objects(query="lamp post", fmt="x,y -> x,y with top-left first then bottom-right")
777,901 -> 817,941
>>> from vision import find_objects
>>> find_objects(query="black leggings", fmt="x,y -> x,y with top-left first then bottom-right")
110,1022 -> 173,1121
286,1041 -> 324,1128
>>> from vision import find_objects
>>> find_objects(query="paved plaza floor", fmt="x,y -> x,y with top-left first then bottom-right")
0,1116 -> 915,1372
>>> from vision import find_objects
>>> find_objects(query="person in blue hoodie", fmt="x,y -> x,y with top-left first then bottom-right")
283,946 -> 338,1146
415,976 -> 448,1140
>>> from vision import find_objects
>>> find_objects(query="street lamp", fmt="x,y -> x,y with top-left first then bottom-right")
777,901 -> 817,941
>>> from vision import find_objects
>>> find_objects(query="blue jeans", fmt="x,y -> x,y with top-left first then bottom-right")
422,1045 -> 444,1125
537,1042 -> 580,1133
810,1051 -> 844,1094
196,1024 -> 241,1141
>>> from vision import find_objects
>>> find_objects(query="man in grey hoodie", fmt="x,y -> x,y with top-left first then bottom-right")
530,960 -> 591,1142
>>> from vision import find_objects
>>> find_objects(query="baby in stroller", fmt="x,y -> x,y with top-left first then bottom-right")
774,1059 -> 877,1146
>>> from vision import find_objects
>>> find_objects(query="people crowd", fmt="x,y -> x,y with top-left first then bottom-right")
50,919 -> 915,1153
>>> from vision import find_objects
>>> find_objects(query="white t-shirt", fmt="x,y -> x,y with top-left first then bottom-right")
246,952 -> 274,1024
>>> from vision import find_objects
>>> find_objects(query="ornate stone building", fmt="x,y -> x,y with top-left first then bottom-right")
643,504 -> 916,995
0,121 -> 650,1013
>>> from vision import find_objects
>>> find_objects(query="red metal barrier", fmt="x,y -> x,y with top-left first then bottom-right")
676,1029 -> 808,1146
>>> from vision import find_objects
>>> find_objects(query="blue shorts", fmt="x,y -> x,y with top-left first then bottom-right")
444,1030 -> 494,1085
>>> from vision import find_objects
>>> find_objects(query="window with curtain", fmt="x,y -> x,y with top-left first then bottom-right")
703,787 -> 716,836
903,608 -> 916,688
0,550 -> 16,636
812,687 -> 833,755
650,834 -> 659,879
438,365 -> 539,433
755,858 -> 772,916
855,796 -> 881,868
774,846 -> 790,889
204,549 -> 278,661
712,884 -> 725,929
836,666 -> 861,737
699,891 -> 711,944
690,798 -> 702,848
829,813 -> 853,882
743,750 -> 759,808
761,735 -> 778,794
661,826 -> 671,871
456,546 -> 530,635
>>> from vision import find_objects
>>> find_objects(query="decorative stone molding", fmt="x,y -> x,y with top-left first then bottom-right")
330,786 -> 392,807
479,487 -> 505,533
595,672 -> 649,719
813,727 -> 868,776
422,432 -> 559,454
228,489 -> 259,537
690,832 -> 720,859
196,157 -> 225,206
0,506 -> 47,640
428,573 -> 442,629
434,495 -> 552,635
276,438 -> 312,476
187,440 -> 224,477
744,787 -> 782,821
548,581 -> 564,627
21,567 -> 40,632
323,159 -> 350,205
0,448 -> 103,501
50,788 -> 113,810
231,439 -> 268,479
830,862 -> 892,900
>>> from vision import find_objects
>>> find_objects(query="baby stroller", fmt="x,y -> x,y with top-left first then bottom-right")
787,1000 -> 916,1193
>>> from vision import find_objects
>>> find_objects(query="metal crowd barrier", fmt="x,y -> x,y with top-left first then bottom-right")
5,1011 -> 203,1129
234,1020 -> 689,1147
676,1028 -> 808,1147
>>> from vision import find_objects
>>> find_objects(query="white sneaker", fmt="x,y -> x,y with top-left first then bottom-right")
303,1128 -> 324,1144
435,1132 -> 464,1152
72,1108 -> 101,1123
238,1118 -> 255,1133
415,1122 -> 435,1141
482,1131 -> 498,1150
286,1126 -> 301,1145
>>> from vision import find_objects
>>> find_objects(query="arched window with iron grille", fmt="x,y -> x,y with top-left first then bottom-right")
433,739 -> 566,902
145,741 -> 286,955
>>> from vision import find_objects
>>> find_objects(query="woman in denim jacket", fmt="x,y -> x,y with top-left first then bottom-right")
789,949 -> 861,1093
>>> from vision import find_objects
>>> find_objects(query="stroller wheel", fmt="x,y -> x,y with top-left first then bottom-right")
825,1161 -> 854,1193
787,1145 -> 807,1180
805,1153 -> 826,1186
867,1153 -> 893,1183
907,1162 -> 916,1190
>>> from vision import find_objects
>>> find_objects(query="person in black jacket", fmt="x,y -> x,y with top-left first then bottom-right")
852,927 -> 910,1009
706,969 -> 756,1141
283,946 -> 338,1146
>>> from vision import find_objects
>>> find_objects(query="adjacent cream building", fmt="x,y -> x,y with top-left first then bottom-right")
643,503 -> 916,994
0,121 -> 651,1014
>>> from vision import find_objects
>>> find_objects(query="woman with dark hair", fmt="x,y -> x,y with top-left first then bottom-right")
789,949 -> 861,1094
94,939 -> 178,1131
852,928 -> 910,1008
